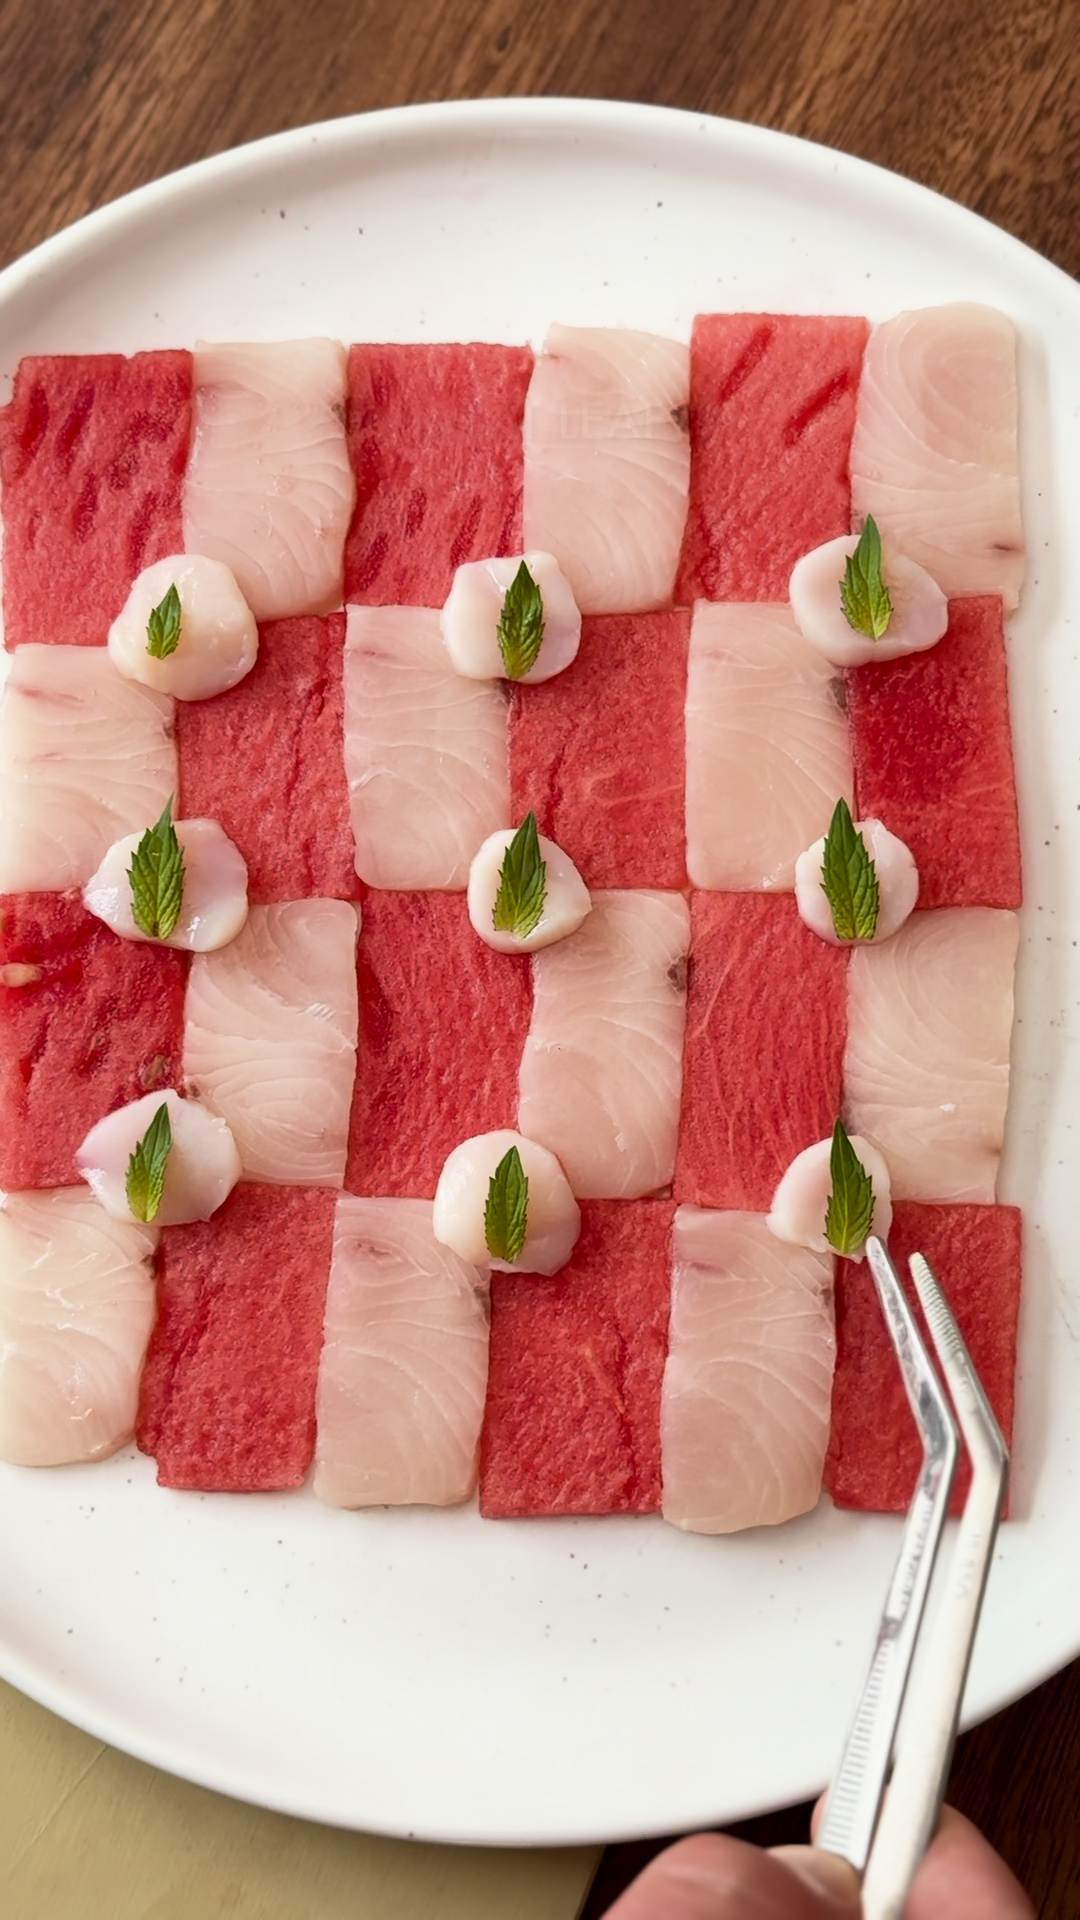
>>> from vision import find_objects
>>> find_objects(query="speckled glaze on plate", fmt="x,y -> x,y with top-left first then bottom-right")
0,98 -> 1076,1846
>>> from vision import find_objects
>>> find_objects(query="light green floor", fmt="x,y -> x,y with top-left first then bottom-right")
0,1680 -> 600,1920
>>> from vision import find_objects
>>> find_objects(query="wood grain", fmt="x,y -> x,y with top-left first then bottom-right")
2,0 -> 1080,277
2,1 -> 1079,1914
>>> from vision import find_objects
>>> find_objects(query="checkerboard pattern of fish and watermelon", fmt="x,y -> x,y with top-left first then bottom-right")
0,310 -> 1024,1528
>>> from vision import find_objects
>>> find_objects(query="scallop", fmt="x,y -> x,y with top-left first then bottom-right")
75,1088 -> 242,1226
107,554 -> 258,700
467,826 -> 591,953
789,533 -> 949,667
441,551 -> 582,682
432,1129 -> 581,1275
83,816 -> 249,951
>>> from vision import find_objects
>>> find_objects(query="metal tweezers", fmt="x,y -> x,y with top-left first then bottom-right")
814,1235 -> 1009,1920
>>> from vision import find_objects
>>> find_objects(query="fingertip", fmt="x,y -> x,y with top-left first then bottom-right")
603,1832 -> 862,1918
905,1805 -> 1035,1919
768,1845 -> 862,1907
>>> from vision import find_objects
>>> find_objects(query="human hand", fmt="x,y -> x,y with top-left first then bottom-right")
603,1806 -> 1034,1918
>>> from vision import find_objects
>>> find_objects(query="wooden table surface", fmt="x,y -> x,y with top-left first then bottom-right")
3,2 -> 1079,1914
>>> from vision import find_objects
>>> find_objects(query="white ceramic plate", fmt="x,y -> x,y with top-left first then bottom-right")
1,98 -> 1078,1849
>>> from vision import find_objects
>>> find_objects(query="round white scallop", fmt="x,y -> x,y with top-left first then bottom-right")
75,1088 -> 242,1227
789,533 -> 948,666
108,554 -> 258,699
794,816 -> 919,945
468,827 -> 591,952
432,1129 -> 581,1275
440,550 -> 582,682
83,817 -> 249,951
766,1133 -> 893,1260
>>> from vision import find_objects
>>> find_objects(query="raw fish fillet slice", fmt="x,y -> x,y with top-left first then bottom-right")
183,339 -> 354,620
685,602 -> 853,890
0,646 -> 176,891
0,350 -> 192,648
509,609 -> 690,890
344,342 -> 533,605
175,614 -> 360,903
344,892 -> 532,1198
0,1187 -> 156,1466
518,891 -> 690,1198
676,314 -> 868,602
844,907 -> 1018,1202
136,1182 -> 337,1490
675,893 -> 849,1210
850,305 -> 1024,607
343,605 -> 510,889
480,1198 -> 675,1516
183,899 -> 359,1186
661,1208 -> 834,1533
314,1195 -> 489,1508
522,326 -> 690,613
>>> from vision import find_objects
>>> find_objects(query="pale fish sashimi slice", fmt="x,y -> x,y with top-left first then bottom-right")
183,899 -> 360,1186
0,645 -> 176,891
314,1195 -> 489,1508
522,325 -> 691,614
183,339 -> 355,620
849,304 -> 1024,607
685,602 -> 854,890
661,1207 -> 835,1534
0,1187 -> 157,1466
518,890 -> 690,1197
844,906 -> 1019,1202
344,605 -> 510,889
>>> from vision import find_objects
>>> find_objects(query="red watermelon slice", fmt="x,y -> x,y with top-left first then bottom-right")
344,342 -> 533,606
847,596 -> 1022,909
0,891 -> 188,1189
175,613 -> 361,903
825,1200 -> 1022,1514
479,1198 -> 675,1516
344,891 -> 532,1197
674,892 -> 849,1210
509,609 -> 690,889
136,1182 -> 337,1490
675,314 -> 868,602
0,351 -> 192,647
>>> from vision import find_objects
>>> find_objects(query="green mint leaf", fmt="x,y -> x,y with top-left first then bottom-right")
125,1101 -> 173,1223
128,796 -> 186,941
820,797 -> 880,941
496,561 -> 545,679
485,1145 -> 529,1263
825,1119 -> 875,1257
840,515 -> 892,640
146,583 -> 182,658
491,812 -> 547,939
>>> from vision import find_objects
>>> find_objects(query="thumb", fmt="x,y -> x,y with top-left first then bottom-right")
605,1834 -> 861,1918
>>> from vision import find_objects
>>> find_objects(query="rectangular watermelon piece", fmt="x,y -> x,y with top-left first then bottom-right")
674,892 -> 849,1210
846,596 -> 1022,909
0,351 -> 192,648
479,1197 -> 675,1516
675,313 -> 868,602
344,891 -> 532,1197
0,892 -> 188,1189
825,1200 -> 1022,1514
509,609 -> 690,889
175,613 -> 361,903
136,1183 -> 338,1490
344,342 -> 534,606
